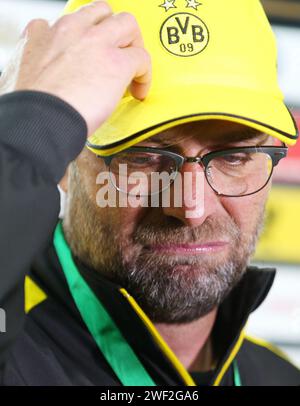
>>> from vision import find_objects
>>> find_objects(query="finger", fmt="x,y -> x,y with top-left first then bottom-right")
53,1 -> 113,34
90,12 -> 144,48
123,47 -> 152,100
52,1 -> 112,41
18,19 -> 51,67
23,18 -> 50,42
48,2 -> 113,63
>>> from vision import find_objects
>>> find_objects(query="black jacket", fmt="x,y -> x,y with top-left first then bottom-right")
0,91 -> 299,386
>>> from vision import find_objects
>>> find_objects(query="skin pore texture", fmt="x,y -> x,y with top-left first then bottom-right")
61,120 -> 273,371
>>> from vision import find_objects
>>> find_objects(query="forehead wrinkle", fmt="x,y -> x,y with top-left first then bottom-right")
144,126 -> 268,148
148,133 -> 195,147
146,126 -> 196,147
208,130 -> 270,148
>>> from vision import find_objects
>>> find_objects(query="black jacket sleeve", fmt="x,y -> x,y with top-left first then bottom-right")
0,91 -> 87,370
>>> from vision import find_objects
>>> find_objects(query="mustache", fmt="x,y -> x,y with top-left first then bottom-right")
133,216 -> 240,246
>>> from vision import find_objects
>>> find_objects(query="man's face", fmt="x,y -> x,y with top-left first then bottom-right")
63,120 -> 272,323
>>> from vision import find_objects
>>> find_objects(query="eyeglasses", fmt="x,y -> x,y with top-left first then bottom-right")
101,144 -> 288,197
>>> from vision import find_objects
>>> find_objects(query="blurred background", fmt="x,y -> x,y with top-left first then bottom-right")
0,0 -> 299,367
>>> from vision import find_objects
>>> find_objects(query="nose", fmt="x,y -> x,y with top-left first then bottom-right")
162,161 -> 223,227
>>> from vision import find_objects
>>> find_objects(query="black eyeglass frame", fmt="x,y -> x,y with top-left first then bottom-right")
100,144 -> 288,197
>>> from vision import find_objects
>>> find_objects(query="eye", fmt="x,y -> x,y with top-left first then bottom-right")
123,153 -> 160,166
109,151 -> 179,176
220,153 -> 253,166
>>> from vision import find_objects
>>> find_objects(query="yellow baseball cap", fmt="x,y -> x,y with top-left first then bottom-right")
64,0 -> 299,156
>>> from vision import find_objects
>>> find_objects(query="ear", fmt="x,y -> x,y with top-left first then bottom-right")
59,166 -> 69,193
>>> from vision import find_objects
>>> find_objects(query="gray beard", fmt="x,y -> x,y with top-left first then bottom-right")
63,163 -> 265,324
99,223 -> 261,323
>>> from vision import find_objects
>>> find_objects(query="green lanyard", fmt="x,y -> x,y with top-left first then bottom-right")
54,222 -> 156,386
233,360 -> 242,386
54,222 -> 242,387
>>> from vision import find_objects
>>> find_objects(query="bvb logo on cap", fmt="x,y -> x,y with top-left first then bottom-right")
159,0 -> 209,57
